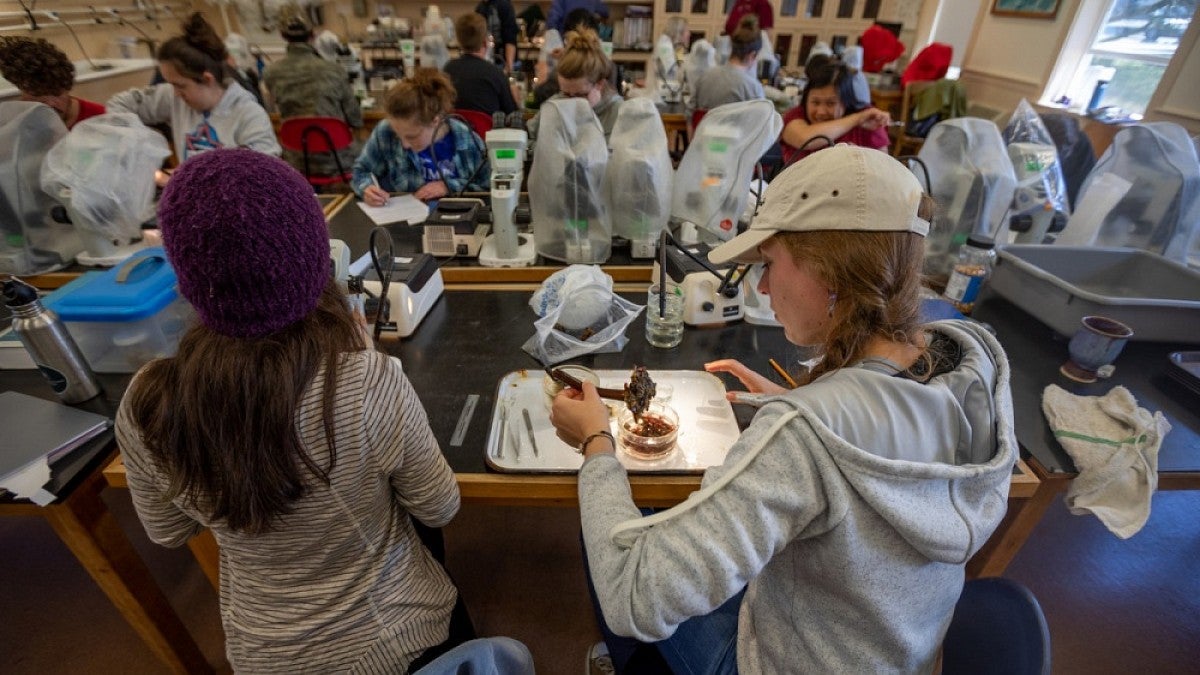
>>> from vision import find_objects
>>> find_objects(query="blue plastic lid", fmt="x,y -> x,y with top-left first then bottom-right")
46,248 -> 181,322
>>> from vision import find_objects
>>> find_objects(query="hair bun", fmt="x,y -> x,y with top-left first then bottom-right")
565,28 -> 601,51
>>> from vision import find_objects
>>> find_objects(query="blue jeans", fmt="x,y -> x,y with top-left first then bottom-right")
582,524 -> 742,675
655,590 -> 743,675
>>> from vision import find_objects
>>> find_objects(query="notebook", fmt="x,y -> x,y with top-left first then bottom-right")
0,391 -> 112,480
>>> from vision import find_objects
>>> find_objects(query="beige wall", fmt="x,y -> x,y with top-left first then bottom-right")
958,0 -> 1199,136
0,1 -> 219,102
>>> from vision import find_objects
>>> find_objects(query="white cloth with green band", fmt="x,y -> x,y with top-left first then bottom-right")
1042,384 -> 1172,538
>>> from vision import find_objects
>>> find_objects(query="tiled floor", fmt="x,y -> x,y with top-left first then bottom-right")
1,487 -> 1198,673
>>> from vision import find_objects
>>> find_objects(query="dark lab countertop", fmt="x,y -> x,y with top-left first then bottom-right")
973,292 -> 1200,476
383,290 -> 799,473
325,191 -> 659,276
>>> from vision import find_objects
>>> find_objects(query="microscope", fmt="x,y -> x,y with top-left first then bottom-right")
676,120 -> 742,245
1007,142 -> 1060,245
478,123 -> 536,267
399,38 -> 416,75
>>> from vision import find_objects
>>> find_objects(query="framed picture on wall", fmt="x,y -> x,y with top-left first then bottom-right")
990,0 -> 1061,19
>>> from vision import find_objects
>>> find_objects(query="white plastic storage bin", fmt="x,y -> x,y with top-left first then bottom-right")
45,248 -> 193,373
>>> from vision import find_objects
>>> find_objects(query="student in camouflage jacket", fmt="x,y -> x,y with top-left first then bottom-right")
263,17 -> 363,178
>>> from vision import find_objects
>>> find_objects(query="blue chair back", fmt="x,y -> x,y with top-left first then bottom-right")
942,577 -> 1051,675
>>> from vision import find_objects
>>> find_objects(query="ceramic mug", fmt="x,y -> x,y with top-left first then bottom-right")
1060,315 -> 1134,383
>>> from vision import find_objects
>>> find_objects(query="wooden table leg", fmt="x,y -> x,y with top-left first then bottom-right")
969,476 -> 1064,578
41,467 -> 213,674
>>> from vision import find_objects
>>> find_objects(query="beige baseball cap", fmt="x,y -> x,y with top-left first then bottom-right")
708,145 -> 929,264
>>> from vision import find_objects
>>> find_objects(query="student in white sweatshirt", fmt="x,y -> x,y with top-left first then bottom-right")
550,145 -> 1018,674
108,12 -> 279,185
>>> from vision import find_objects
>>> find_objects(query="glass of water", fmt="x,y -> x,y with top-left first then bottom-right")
646,284 -> 684,349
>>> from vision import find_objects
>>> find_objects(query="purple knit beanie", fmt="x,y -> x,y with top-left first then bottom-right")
157,149 -> 329,338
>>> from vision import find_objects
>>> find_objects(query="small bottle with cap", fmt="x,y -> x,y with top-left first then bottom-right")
3,276 -> 101,403
942,235 -> 997,315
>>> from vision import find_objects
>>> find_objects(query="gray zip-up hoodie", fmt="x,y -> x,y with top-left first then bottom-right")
580,320 -> 1017,673
107,81 -> 280,161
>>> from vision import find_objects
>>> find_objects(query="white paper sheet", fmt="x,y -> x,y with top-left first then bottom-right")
356,194 -> 430,226
0,457 -> 56,506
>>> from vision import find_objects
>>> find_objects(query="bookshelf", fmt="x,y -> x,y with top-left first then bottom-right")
649,0 -> 921,73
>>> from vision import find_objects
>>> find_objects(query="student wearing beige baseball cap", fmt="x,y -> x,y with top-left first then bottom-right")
550,143 -> 1017,674
707,143 -> 931,354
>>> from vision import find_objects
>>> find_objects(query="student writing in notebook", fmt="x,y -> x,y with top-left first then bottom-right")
352,68 -> 490,206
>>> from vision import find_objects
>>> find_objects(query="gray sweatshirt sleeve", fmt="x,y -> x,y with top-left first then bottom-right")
106,83 -> 175,127
579,404 -> 841,641
233,104 -> 282,157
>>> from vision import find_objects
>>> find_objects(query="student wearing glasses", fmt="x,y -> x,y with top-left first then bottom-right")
527,29 -> 623,144
352,68 -> 490,205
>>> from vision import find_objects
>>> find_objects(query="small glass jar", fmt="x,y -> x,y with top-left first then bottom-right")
942,235 -> 997,315
617,402 -> 679,461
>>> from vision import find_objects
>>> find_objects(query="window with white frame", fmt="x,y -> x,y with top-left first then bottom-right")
1047,0 -> 1196,118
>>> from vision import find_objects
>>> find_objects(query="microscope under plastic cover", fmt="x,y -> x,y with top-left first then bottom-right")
918,119 -> 1016,278
1007,142 -> 1058,245
479,128 -> 537,267
0,102 -> 82,275
670,100 -> 782,247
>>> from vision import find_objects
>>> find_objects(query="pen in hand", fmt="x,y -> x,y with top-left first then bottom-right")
367,174 -> 389,206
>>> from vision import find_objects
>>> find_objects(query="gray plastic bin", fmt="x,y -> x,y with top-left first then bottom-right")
985,245 -> 1200,343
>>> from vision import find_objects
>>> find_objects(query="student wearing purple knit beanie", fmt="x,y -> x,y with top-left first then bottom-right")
115,149 -> 470,673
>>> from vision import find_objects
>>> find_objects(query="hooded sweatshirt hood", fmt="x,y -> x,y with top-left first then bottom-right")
781,319 -> 1017,563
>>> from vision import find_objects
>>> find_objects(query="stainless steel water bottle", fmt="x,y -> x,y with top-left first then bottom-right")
2,277 -> 101,403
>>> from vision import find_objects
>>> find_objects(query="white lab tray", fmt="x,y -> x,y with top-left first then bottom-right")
485,369 -> 740,474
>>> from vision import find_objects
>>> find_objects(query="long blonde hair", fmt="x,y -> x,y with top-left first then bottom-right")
777,228 -> 929,384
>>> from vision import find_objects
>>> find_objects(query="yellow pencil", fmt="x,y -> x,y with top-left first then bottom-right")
769,358 -> 799,389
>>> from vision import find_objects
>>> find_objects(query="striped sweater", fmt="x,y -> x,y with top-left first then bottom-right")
117,351 -> 461,673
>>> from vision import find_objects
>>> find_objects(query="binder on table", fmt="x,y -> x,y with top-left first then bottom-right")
0,390 -> 112,484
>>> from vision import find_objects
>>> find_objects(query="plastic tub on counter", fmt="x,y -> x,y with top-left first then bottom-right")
45,247 -> 193,373
985,245 -> 1200,342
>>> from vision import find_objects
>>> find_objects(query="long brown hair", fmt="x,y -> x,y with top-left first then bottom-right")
778,226 -> 930,384
126,280 -> 367,534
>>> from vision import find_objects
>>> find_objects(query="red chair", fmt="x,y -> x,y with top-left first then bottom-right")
453,109 -> 494,138
278,116 -> 355,189
691,109 -> 708,129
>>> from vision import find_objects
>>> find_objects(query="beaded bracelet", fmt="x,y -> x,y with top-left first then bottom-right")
577,430 -> 615,455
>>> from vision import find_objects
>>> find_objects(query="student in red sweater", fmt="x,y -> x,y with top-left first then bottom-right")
779,60 -> 891,166
0,37 -> 105,129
